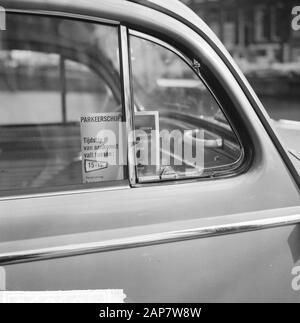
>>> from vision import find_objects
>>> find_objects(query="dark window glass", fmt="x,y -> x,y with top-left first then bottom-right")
0,14 -> 125,193
130,34 -> 242,182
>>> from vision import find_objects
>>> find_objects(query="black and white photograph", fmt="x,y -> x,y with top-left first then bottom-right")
0,0 -> 299,307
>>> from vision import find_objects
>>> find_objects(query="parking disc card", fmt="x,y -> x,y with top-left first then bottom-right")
80,112 -> 124,184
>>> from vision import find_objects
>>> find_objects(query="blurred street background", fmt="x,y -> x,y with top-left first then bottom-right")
182,0 -> 300,121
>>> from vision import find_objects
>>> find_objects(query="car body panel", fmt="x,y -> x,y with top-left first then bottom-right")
273,120 -> 300,173
2,209 -> 300,302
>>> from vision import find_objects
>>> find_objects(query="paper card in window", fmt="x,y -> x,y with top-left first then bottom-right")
80,112 -> 125,183
134,111 -> 160,181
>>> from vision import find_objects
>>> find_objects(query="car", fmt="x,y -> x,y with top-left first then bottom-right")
0,0 -> 299,302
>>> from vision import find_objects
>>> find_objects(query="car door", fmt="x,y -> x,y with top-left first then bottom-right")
0,3 -> 300,303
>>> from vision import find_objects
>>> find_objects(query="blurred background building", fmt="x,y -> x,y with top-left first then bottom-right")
182,0 -> 300,121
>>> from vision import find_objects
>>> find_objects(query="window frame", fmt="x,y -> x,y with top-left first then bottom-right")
127,29 -> 248,186
0,9 -> 254,199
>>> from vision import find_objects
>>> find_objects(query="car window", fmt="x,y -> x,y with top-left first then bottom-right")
129,33 -> 243,182
0,14 -> 126,194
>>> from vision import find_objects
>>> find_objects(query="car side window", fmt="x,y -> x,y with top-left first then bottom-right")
129,33 -> 243,182
0,14 -> 126,194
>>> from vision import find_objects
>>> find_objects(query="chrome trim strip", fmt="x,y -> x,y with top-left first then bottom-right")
1,213 -> 300,266
120,26 -> 137,185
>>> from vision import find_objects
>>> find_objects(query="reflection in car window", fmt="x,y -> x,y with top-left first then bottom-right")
130,35 -> 242,182
0,14 -> 125,194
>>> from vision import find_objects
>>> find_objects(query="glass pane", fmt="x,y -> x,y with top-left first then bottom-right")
0,14 -> 125,194
65,60 -> 120,122
0,51 -> 62,125
130,35 -> 242,182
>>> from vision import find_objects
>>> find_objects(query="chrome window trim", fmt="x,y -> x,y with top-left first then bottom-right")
1,210 -> 300,266
128,29 -> 246,184
120,26 -> 137,186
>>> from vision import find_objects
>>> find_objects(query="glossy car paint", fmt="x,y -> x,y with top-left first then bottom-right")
0,0 -> 299,302
274,120 -> 300,173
